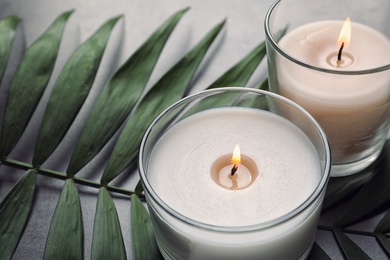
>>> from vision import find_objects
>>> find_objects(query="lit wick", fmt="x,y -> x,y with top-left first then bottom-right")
336,17 -> 351,65
230,143 -> 241,177
230,164 -> 238,176
210,143 -> 258,190
229,163 -> 238,189
337,42 -> 344,64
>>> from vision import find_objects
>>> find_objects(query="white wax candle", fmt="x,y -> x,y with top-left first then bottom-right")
277,21 -> 390,166
148,107 -> 320,226
145,107 -> 324,259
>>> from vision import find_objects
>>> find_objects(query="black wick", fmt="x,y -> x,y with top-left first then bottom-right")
337,42 -> 345,63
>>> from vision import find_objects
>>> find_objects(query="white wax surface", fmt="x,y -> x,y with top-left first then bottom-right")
147,107 -> 321,227
280,21 -> 390,70
276,21 -> 390,164
278,21 -> 390,106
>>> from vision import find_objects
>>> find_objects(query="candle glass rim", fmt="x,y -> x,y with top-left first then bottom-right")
138,87 -> 331,233
264,0 -> 390,75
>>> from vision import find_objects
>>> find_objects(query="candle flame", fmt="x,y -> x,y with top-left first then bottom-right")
337,17 -> 351,48
231,144 -> 241,165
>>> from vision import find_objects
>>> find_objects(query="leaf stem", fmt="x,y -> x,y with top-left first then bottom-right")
317,225 -> 378,237
0,158 -> 144,198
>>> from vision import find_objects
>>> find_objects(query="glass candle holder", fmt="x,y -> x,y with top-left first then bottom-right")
139,87 -> 331,260
265,0 -> 390,176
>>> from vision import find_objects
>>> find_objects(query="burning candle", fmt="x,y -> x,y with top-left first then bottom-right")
210,144 -> 258,190
265,0 -> 390,176
278,18 -> 389,70
147,107 -> 321,227
139,88 -> 330,259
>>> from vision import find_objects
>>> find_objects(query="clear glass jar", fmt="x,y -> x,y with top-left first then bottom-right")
139,87 -> 331,259
265,0 -> 390,176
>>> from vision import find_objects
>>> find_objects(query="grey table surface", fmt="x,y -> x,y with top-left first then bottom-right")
0,0 -> 388,259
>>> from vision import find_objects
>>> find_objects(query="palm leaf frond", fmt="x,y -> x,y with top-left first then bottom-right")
0,169 -> 37,259
0,16 -> 21,82
43,179 -> 83,260
0,10 -> 73,158
131,194 -> 162,260
333,229 -> 371,260
183,41 -> 267,117
335,141 -> 390,227
234,78 -> 269,108
307,242 -> 331,260
375,209 -> 390,233
208,41 -> 266,89
66,8 -> 189,177
91,187 -> 126,260
0,4 -> 388,260
323,167 -> 376,211
101,19 -> 226,185
375,233 -> 390,257
32,16 -> 122,166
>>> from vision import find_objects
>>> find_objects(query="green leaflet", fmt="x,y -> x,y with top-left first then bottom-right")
66,8 -> 189,177
131,194 -> 161,260
208,41 -> 266,89
32,16 -> 122,166
375,209 -> 390,256
183,41 -> 267,117
307,242 -> 331,260
0,169 -> 37,260
43,179 -> 83,260
0,10 -> 73,158
253,77 -> 269,91
375,209 -> 390,233
101,19 -> 226,185
323,167 -> 376,211
333,229 -> 371,260
135,180 -> 144,195
91,187 -> 126,260
375,234 -> 390,257
335,140 -> 390,227
323,140 -> 389,210
233,78 -> 269,109
0,16 -> 21,82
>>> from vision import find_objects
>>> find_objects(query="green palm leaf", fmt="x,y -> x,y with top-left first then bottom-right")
253,77 -> 269,91
208,41 -> 266,89
0,5 -> 388,260
131,194 -> 162,260
234,78 -> 269,108
323,140 -> 389,211
375,233 -> 390,257
129,42 -> 268,194
307,242 -> 331,260
182,41 -> 267,117
375,209 -> 390,233
43,179 -> 83,260
0,10 -> 73,157
333,229 -> 371,260
0,16 -> 21,82
32,16 -> 122,166
323,167 -> 376,210
375,209 -> 390,256
101,19 -> 226,185
0,169 -> 37,260
135,180 -> 144,195
335,141 -> 390,227
91,187 -> 126,260
66,8 -> 189,177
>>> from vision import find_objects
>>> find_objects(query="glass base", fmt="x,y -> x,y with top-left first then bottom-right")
330,148 -> 382,177
158,240 -> 315,260
300,242 -> 314,260
158,243 -> 172,260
